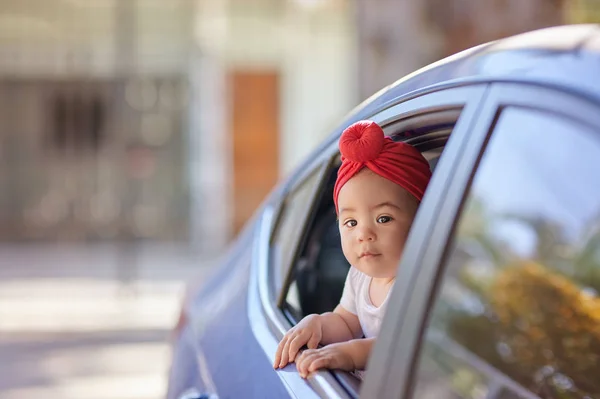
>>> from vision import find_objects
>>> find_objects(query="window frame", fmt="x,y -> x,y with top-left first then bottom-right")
363,83 -> 600,399
282,85 -> 490,397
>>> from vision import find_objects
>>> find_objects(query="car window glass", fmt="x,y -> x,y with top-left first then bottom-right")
270,167 -> 323,295
412,107 -> 600,399
282,164 -> 348,320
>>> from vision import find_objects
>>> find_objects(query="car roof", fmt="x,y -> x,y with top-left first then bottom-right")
358,24 -> 600,115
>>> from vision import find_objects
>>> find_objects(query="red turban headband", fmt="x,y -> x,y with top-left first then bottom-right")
333,120 -> 432,212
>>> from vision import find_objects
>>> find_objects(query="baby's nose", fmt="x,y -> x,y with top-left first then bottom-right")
357,226 -> 376,241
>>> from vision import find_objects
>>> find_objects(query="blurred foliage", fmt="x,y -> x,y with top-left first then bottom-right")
441,196 -> 600,399
566,0 -> 600,23
447,262 -> 600,398
493,262 -> 600,396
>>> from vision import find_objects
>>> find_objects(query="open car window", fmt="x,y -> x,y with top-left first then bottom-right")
271,112 -> 458,398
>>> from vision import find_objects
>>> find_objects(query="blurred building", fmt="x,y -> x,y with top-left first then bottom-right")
0,0 -> 194,244
0,0 -> 357,253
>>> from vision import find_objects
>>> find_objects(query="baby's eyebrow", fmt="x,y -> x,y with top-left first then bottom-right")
372,201 -> 402,211
338,207 -> 355,214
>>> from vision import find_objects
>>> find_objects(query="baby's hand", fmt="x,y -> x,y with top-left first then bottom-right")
273,314 -> 322,369
295,342 -> 355,378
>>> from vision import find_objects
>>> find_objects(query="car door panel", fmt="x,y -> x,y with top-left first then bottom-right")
171,218 -> 291,399
192,253 -> 294,398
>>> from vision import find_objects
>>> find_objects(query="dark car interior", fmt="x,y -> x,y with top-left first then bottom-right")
293,171 -> 348,317
284,119 -> 452,323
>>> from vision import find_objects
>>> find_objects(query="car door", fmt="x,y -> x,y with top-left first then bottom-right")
248,83 -> 490,398
363,83 -> 600,398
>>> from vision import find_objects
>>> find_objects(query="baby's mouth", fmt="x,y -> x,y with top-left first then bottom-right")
359,252 -> 380,258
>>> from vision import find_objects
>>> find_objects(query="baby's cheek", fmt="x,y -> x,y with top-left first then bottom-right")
340,239 -> 351,259
340,237 -> 356,262
393,228 -> 410,250
387,238 -> 405,264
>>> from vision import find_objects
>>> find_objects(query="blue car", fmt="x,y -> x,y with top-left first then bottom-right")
167,25 -> 600,399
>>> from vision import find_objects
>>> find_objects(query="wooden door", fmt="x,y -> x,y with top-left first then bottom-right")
230,71 -> 280,234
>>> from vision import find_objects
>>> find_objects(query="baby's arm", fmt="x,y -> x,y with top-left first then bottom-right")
275,267 -> 363,369
320,304 -> 363,344
340,337 -> 374,370
293,303 -> 373,377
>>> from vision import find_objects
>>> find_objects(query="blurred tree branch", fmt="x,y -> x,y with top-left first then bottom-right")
355,0 -> 566,100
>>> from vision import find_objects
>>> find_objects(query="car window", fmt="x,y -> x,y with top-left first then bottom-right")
270,166 -> 324,296
412,107 -> 600,399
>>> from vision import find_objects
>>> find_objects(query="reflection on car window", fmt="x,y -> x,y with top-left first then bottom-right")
270,168 -> 322,295
412,108 -> 600,399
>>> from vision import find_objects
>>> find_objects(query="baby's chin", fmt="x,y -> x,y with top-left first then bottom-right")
353,261 -> 397,279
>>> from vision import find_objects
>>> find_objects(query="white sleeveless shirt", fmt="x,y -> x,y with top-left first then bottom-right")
339,266 -> 393,338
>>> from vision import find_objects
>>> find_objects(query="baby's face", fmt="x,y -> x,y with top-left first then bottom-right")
337,168 -> 419,279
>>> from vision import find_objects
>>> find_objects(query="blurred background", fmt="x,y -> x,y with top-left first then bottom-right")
0,0 -> 598,398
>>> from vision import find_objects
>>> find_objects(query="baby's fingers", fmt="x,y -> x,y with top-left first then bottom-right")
288,332 -> 309,362
296,349 -> 320,378
279,334 -> 294,368
306,333 -> 320,349
308,356 -> 332,373
295,350 -> 310,377
274,335 -> 289,368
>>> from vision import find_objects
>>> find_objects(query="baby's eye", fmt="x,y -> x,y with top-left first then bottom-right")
344,219 -> 357,228
377,216 -> 392,224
